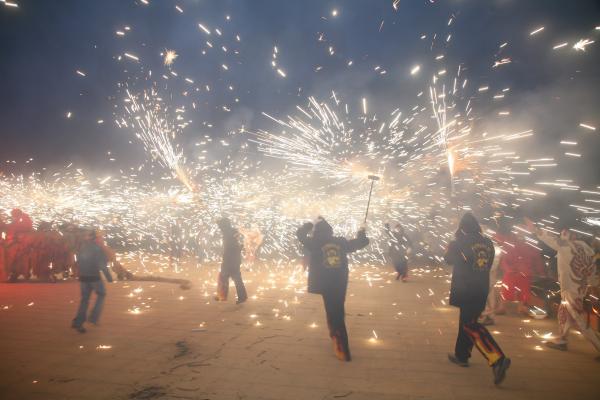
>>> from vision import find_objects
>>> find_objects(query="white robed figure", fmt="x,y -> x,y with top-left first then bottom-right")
528,219 -> 600,355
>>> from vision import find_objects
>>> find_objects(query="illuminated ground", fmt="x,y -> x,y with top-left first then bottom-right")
0,261 -> 598,400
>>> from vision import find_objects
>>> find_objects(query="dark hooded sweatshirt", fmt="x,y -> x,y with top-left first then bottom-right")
218,221 -> 243,271
444,214 -> 495,308
297,220 -> 369,295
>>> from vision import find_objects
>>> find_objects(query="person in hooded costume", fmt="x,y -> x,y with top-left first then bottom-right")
215,218 -> 247,304
444,213 -> 511,385
296,217 -> 369,361
526,218 -> 600,359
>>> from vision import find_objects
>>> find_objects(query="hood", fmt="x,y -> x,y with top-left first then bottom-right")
217,217 -> 233,232
313,218 -> 334,242
456,212 -> 482,237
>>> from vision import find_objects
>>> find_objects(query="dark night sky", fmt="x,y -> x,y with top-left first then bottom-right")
1,0 -> 599,172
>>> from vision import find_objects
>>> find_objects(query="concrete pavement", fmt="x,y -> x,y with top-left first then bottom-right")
0,261 -> 598,400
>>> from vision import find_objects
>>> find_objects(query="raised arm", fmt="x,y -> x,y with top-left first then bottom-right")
536,229 -> 562,252
296,222 -> 314,248
525,218 -> 561,252
346,228 -> 369,253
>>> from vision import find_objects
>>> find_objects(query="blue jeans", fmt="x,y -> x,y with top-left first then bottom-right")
73,280 -> 106,327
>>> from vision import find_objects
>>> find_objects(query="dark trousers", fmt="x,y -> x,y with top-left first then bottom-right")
217,265 -> 247,301
393,260 -> 408,279
455,304 -> 505,366
322,289 -> 350,360
73,280 -> 106,327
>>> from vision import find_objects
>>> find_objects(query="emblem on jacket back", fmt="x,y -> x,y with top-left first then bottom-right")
322,243 -> 342,268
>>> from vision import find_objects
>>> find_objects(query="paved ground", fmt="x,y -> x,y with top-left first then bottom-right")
0,261 -> 599,400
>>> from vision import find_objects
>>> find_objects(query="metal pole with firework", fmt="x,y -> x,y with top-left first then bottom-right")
364,175 -> 380,223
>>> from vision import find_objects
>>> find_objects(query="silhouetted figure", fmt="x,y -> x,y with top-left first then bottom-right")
385,223 -> 412,281
445,213 -> 511,385
297,218 -> 369,361
72,230 -> 113,333
215,218 -> 247,304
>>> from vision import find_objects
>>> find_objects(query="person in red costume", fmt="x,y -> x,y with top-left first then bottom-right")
495,227 -> 545,315
5,209 -> 34,281
9,209 -> 33,233
0,213 -> 7,281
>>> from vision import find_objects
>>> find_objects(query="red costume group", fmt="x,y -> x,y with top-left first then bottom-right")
1,209 -> 103,282
494,232 -> 545,311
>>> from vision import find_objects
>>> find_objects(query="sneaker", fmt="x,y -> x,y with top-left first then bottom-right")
492,357 -> 511,385
447,353 -> 469,367
71,324 -> 86,334
545,341 -> 568,351
401,276 -> 408,283
332,337 -> 351,362
236,297 -> 247,305
480,315 -> 495,326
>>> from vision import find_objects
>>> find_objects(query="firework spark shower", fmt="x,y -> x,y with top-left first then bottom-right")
0,1 -> 600,399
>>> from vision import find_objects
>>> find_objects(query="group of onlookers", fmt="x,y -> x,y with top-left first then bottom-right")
0,209 -> 74,282
0,208 -> 129,283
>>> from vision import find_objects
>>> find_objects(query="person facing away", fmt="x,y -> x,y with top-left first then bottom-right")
72,229 -> 113,333
444,213 -> 511,385
384,223 -> 412,282
296,217 -> 369,361
214,217 -> 247,304
526,218 -> 600,359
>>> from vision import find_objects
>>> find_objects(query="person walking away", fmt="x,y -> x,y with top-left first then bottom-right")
71,230 -> 113,333
214,218 -> 247,304
445,213 -> 511,385
384,223 -> 412,282
297,218 -> 369,361
526,218 -> 600,360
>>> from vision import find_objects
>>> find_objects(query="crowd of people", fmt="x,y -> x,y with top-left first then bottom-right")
2,207 -> 599,385
0,208 -> 130,283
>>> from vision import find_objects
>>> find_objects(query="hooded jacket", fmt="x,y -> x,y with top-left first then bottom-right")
77,240 -> 112,282
297,219 -> 369,294
444,213 -> 495,308
218,219 -> 243,270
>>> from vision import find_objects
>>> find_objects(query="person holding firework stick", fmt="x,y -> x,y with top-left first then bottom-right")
296,217 -> 369,361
